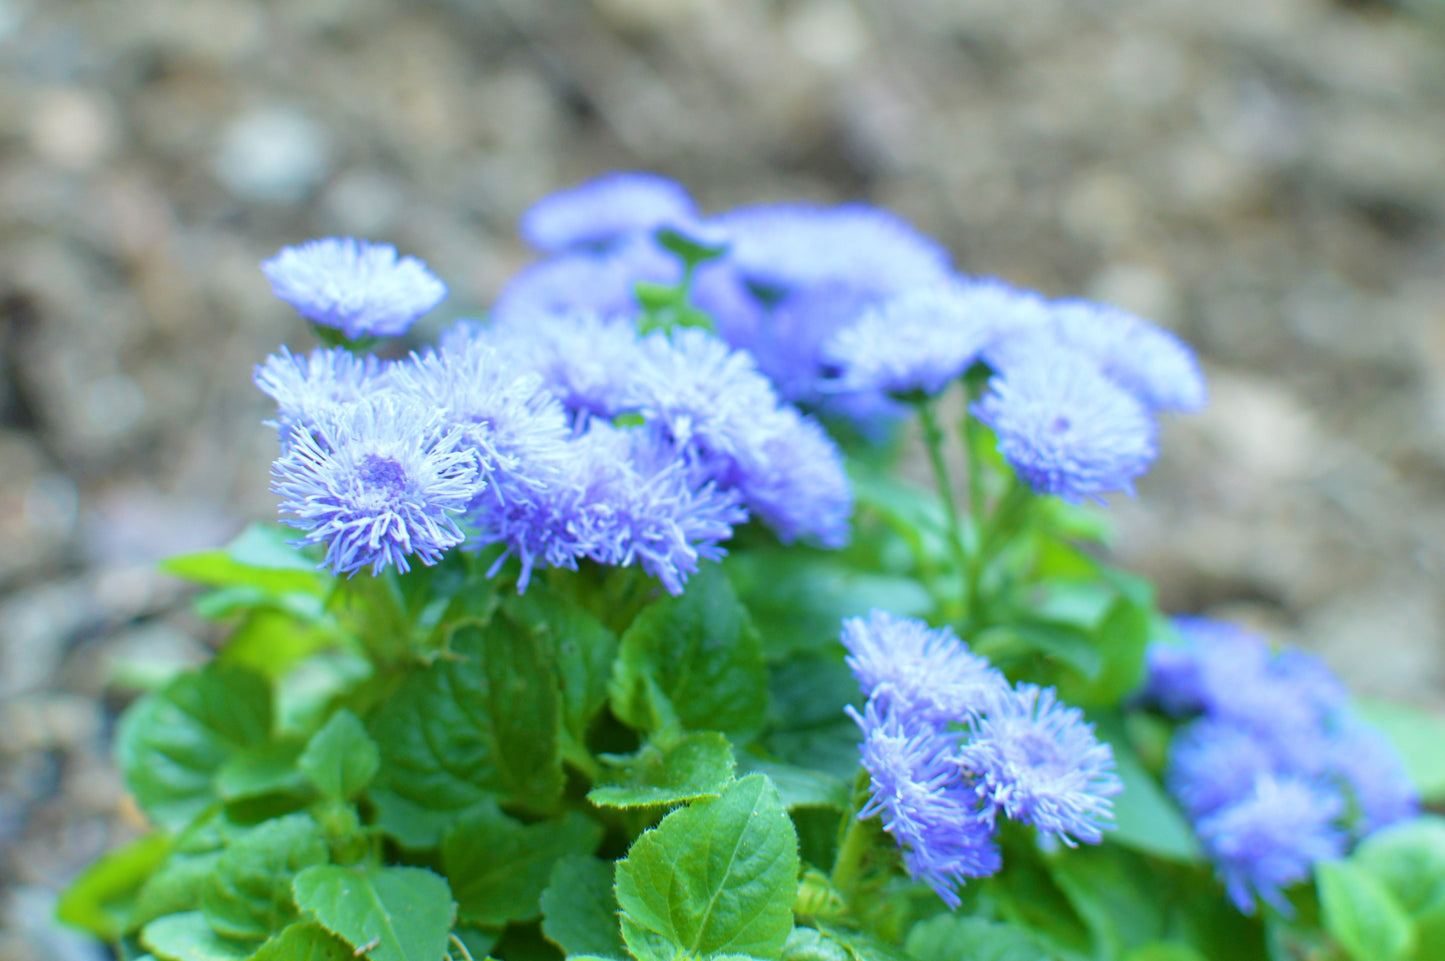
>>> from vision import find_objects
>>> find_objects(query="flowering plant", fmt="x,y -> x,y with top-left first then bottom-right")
59,173 -> 1445,961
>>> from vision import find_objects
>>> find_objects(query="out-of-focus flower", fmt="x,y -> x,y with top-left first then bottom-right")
1050,299 -> 1207,413
520,172 -> 697,253
254,346 -> 391,446
262,237 -> 447,339
973,346 -> 1158,504
840,610 -> 1006,724
1196,775 -> 1346,915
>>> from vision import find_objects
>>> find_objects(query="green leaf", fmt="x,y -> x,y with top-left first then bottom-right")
993,835 -> 1093,958
118,664 -> 274,830
299,709 -> 380,801
812,924 -> 911,961
201,812 -> 329,943
215,738 -> 309,803
1048,844 -> 1165,957
276,651 -> 373,737
369,614 -> 563,821
782,928 -> 850,961
1355,700 -> 1445,802
735,757 -> 849,811
219,607 -> 340,682
972,621 -> 1103,679
588,732 -> 736,809
132,823 -> 230,931
610,566 -> 769,739
540,856 -> 627,961
293,865 -> 456,961
1122,944 -> 1207,961
162,524 -> 324,593
503,583 -> 619,747
140,912 -> 250,961
904,915 -> 1047,961
1095,718 -> 1200,863
762,656 -> 862,782
1353,815 -> 1445,918
1058,596 -> 1150,708
250,922 -> 354,960
57,832 -> 171,940
442,807 -> 602,927
726,550 -> 932,662
615,774 -> 799,960
1317,859 -> 1416,961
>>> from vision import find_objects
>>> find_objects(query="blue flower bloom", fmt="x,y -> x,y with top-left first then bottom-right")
712,202 -> 952,298
958,683 -> 1123,847
841,611 -> 1006,725
850,700 -> 1001,908
973,345 -> 1158,504
254,346 -> 391,446
270,396 -> 480,576
629,328 -> 854,547
823,283 -> 1001,398
1166,719 -> 1286,820
489,237 -> 678,326
1325,717 -> 1419,836
1146,618 -> 1344,743
1196,775 -> 1346,915
581,424 -> 746,594
1050,299 -> 1207,413
730,406 -> 854,548
519,172 -> 697,253
261,237 -> 448,339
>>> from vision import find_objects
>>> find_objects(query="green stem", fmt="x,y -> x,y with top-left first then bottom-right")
830,814 -> 873,902
916,400 -> 971,611
344,572 -> 414,667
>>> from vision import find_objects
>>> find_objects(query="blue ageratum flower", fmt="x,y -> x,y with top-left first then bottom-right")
630,328 -> 854,547
490,236 -> 678,326
271,397 -> 480,576
262,237 -> 448,339
957,683 -> 1123,846
478,310 -> 645,424
850,700 -> 1001,908
1166,719 -> 1289,821
1050,299 -> 1207,414
841,610 -> 1006,724
973,345 -> 1158,504
254,346 -> 391,446
823,283 -> 1000,398
1196,775 -> 1346,915
519,172 -> 697,253
1325,717 -> 1419,836
576,424 -> 747,594
712,202 -> 952,297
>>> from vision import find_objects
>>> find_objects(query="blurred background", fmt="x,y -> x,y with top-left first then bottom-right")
1,0 -> 1443,956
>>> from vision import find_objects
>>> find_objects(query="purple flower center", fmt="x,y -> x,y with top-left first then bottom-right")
360,454 -> 409,495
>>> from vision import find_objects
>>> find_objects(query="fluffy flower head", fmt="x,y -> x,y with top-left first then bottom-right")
824,283 -> 999,398
262,237 -> 447,339
520,172 -> 697,253
270,397 -> 480,576
1196,775 -> 1346,915
841,611 -> 1006,724
958,683 -> 1123,846
1050,299 -> 1207,413
254,346 -> 390,445
850,700 -> 1001,907
973,346 -> 1158,504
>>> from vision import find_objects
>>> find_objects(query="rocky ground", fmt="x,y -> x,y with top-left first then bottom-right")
2,0 -> 1443,956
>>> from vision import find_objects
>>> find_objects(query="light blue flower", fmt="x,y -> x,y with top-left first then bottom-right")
262,237 -> 447,339
520,172 -> 697,253
270,396 -> 480,576
254,345 -> 391,446
1196,775 -> 1346,915
973,345 -> 1158,504
1050,298 -> 1207,413
957,683 -> 1123,846
840,610 -> 1006,725
850,699 -> 1001,908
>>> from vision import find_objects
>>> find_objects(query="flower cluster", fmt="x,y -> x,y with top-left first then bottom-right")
1144,617 -> 1418,914
499,172 -> 1204,505
256,238 -> 852,590
843,611 -> 1122,907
